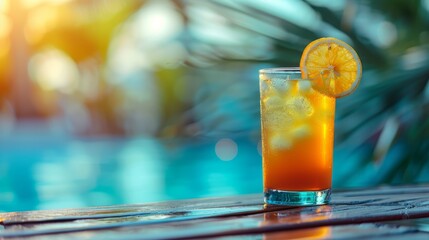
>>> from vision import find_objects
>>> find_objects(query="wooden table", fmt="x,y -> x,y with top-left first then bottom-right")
1,185 -> 429,239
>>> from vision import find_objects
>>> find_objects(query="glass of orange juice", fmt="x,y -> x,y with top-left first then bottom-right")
259,67 -> 335,206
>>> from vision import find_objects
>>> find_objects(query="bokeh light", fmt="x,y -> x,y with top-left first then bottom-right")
215,138 -> 238,161
28,49 -> 79,93
0,13 -> 11,39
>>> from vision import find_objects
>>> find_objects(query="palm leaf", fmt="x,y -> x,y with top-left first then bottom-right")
176,0 -> 429,185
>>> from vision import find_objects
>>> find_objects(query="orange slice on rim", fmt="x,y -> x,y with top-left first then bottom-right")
300,37 -> 362,98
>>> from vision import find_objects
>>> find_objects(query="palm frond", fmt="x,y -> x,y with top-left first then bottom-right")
176,0 -> 429,186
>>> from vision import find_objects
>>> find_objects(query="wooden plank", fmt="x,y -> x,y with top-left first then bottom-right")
2,184 -> 428,224
1,196 -> 429,239
0,194 -> 266,224
2,205 -> 429,239
222,223 -> 429,240
0,185 -> 428,239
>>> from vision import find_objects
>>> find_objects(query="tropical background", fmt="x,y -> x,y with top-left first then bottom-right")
0,0 -> 428,212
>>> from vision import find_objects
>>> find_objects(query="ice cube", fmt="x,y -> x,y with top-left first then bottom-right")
298,80 -> 312,92
271,79 -> 291,94
292,124 -> 311,138
286,96 -> 314,118
263,96 -> 292,129
270,134 -> 292,150
263,95 -> 283,108
263,111 -> 292,130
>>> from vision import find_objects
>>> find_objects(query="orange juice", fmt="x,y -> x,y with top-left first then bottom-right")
260,68 -> 335,205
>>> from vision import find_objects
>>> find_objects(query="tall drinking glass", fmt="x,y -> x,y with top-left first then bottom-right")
259,67 -> 335,206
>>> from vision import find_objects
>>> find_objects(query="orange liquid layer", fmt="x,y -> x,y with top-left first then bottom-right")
261,80 -> 335,191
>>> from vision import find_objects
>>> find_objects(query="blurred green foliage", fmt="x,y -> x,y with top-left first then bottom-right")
173,0 -> 429,185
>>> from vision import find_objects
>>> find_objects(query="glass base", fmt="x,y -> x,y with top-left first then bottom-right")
264,188 -> 331,206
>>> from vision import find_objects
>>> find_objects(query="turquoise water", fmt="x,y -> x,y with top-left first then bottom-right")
0,134 -> 262,212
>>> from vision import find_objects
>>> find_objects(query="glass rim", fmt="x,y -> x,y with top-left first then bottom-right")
259,67 -> 300,74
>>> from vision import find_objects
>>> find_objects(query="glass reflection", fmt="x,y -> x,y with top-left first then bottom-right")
262,206 -> 332,239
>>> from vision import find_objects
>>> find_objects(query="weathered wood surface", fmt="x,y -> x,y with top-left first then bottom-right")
1,185 -> 429,239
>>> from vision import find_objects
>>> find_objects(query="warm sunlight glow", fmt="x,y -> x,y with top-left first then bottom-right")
135,0 -> 183,45
21,0 -> 72,9
24,6 -> 59,44
0,13 -> 11,39
0,0 -> 9,13
28,49 -> 79,93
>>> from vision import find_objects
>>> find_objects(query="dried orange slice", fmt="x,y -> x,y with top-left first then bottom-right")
300,37 -> 362,98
